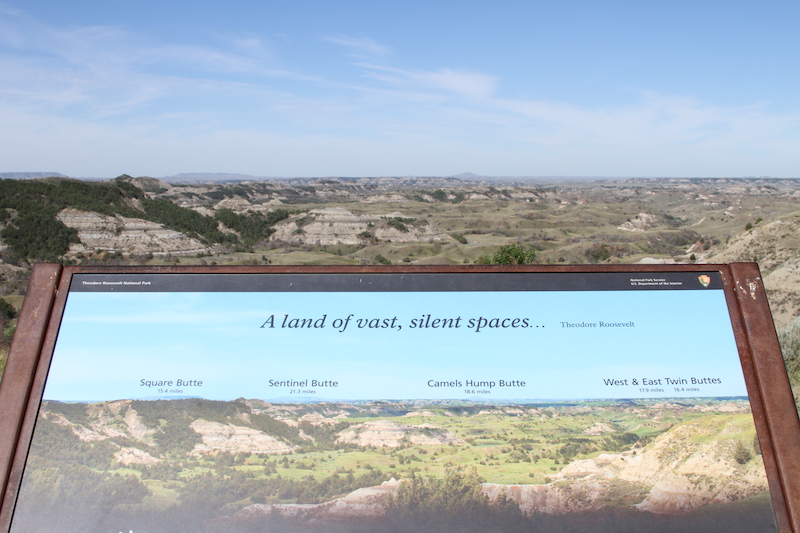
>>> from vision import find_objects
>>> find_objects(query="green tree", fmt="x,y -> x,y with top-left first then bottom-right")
386,467 -> 525,533
475,244 -> 536,265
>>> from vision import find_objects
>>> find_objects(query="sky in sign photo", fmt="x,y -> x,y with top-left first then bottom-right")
43,287 -> 747,402
0,0 -> 798,178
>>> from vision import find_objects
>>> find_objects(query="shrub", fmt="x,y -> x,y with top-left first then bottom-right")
475,244 -> 536,265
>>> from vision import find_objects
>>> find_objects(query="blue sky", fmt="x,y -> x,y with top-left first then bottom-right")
44,288 -> 746,402
1,1 -> 798,178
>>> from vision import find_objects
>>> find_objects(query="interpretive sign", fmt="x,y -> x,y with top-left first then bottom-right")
0,264 -> 798,533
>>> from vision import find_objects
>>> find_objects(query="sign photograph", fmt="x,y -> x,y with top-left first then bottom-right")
0,265 -> 797,533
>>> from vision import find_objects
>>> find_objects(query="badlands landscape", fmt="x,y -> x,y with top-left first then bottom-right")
11,397 -> 775,533
2,174 -> 800,384
1,174 -> 797,532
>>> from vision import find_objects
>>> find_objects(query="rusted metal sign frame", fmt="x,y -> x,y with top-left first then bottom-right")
0,262 -> 797,532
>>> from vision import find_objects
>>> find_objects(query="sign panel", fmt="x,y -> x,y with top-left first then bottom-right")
0,265 -> 797,533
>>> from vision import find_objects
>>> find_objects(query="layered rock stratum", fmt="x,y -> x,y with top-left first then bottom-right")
270,208 -> 451,246
57,208 -> 214,257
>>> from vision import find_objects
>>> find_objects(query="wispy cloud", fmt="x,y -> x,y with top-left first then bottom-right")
358,63 -> 497,100
491,92 -> 800,151
324,35 -> 391,58
0,6 -> 797,177
0,6 -> 317,120
333,58 -> 800,165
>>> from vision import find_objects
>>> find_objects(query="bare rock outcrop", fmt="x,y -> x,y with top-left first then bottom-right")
482,482 -> 606,515
114,446 -> 161,466
298,412 -> 340,426
582,422 -> 616,435
44,400 -> 158,444
44,411 -> 107,442
617,212 -> 662,232
190,419 -> 297,454
336,420 -> 462,448
56,208 -> 214,257
214,197 -> 255,211
270,208 -> 450,246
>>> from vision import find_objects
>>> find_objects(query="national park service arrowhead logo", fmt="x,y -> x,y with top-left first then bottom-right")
697,275 -> 711,288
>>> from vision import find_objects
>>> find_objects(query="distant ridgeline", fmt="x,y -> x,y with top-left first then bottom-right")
0,177 -> 288,263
